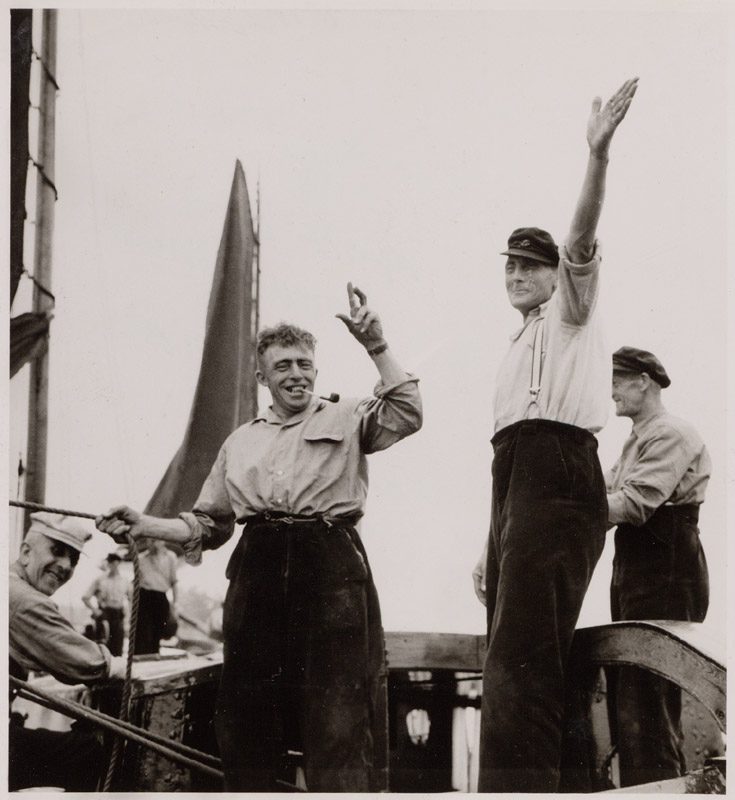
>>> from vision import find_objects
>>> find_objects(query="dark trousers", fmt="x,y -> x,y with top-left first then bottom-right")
100,607 -> 125,656
609,504 -> 709,787
214,516 -> 387,792
479,419 -> 607,793
135,588 -> 169,655
9,715 -> 103,791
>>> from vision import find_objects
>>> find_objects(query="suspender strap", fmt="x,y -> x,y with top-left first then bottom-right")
526,317 -> 545,419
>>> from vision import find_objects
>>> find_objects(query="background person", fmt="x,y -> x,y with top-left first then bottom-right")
82,551 -> 130,656
136,537 -> 179,654
9,512 -> 126,792
471,77 -> 638,793
606,346 -> 710,786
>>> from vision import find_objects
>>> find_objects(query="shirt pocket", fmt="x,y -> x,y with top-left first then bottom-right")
300,429 -> 348,481
302,430 -> 345,444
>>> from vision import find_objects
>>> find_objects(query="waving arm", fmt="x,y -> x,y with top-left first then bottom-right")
567,78 -> 638,263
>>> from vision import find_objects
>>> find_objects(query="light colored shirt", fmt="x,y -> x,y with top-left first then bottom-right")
138,548 -> 178,593
605,409 -> 711,526
83,572 -> 129,611
493,242 -> 608,434
9,563 -> 111,684
179,376 -> 422,563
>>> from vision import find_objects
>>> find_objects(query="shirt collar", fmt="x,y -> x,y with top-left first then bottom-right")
509,296 -> 552,342
10,561 -> 39,593
632,408 -> 667,438
254,398 -> 325,427
631,406 -> 667,437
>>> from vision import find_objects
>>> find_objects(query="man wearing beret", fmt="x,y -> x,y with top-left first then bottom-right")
9,512 -> 127,791
471,77 -> 638,793
606,346 -> 710,786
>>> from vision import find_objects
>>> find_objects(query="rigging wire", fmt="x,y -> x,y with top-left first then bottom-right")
10,677 -> 223,780
28,153 -> 58,199
20,266 -> 56,303
31,45 -> 60,90
10,498 -> 96,519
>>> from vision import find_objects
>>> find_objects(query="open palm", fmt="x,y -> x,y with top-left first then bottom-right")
587,77 -> 638,156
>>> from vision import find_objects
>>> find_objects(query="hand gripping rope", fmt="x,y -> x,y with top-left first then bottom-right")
8,499 -> 221,788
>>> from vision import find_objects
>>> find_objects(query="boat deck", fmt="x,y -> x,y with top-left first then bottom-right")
17,622 -> 726,792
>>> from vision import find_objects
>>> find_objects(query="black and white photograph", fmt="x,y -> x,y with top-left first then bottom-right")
5,2 -> 730,793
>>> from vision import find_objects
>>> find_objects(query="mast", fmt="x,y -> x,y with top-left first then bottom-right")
253,179 -> 261,340
24,10 -> 59,531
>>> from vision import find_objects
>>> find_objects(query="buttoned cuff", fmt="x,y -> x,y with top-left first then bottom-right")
177,512 -> 204,565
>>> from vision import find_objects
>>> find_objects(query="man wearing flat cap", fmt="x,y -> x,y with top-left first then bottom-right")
606,346 -> 710,786
9,512 -> 126,791
472,77 -> 639,793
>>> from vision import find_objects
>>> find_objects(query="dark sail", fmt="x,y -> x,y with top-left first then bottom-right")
10,10 -> 33,306
10,312 -> 52,377
144,161 -> 259,518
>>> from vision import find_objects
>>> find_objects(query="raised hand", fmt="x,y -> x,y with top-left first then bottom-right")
335,282 -> 386,349
587,77 -> 638,158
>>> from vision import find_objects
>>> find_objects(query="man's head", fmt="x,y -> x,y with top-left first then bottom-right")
611,346 -> 670,419
501,228 -> 559,317
256,323 -> 318,419
18,513 -> 91,596
106,551 -> 122,573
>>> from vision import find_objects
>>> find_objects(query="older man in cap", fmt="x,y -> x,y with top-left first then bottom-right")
606,346 -> 710,786
9,512 -> 126,792
471,77 -> 638,793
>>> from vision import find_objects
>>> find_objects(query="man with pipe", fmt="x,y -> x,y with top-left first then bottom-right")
471,77 -> 638,792
9,512 -> 127,791
96,284 -> 422,792
606,346 -> 710,786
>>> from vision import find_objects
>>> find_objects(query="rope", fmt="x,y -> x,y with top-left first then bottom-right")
28,154 -> 59,200
10,498 -> 96,519
31,47 -> 60,90
103,532 -> 140,789
11,677 -> 223,779
21,267 -> 56,304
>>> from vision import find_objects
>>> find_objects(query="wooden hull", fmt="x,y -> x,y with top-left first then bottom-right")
32,622 -> 724,792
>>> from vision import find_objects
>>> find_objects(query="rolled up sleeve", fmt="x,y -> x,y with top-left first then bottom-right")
557,242 -> 602,327
10,598 -> 111,685
359,375 -> 422,454
178,446 -> 236,564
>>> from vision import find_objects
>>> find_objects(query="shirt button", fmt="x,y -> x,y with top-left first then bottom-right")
276,470 -> 283,476
275,498 -> 282,504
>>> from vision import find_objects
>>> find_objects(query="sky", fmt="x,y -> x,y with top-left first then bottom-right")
6,3 -> 731,644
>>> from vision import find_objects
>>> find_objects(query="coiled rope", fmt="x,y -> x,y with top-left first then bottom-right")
10,499 -> 141,789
